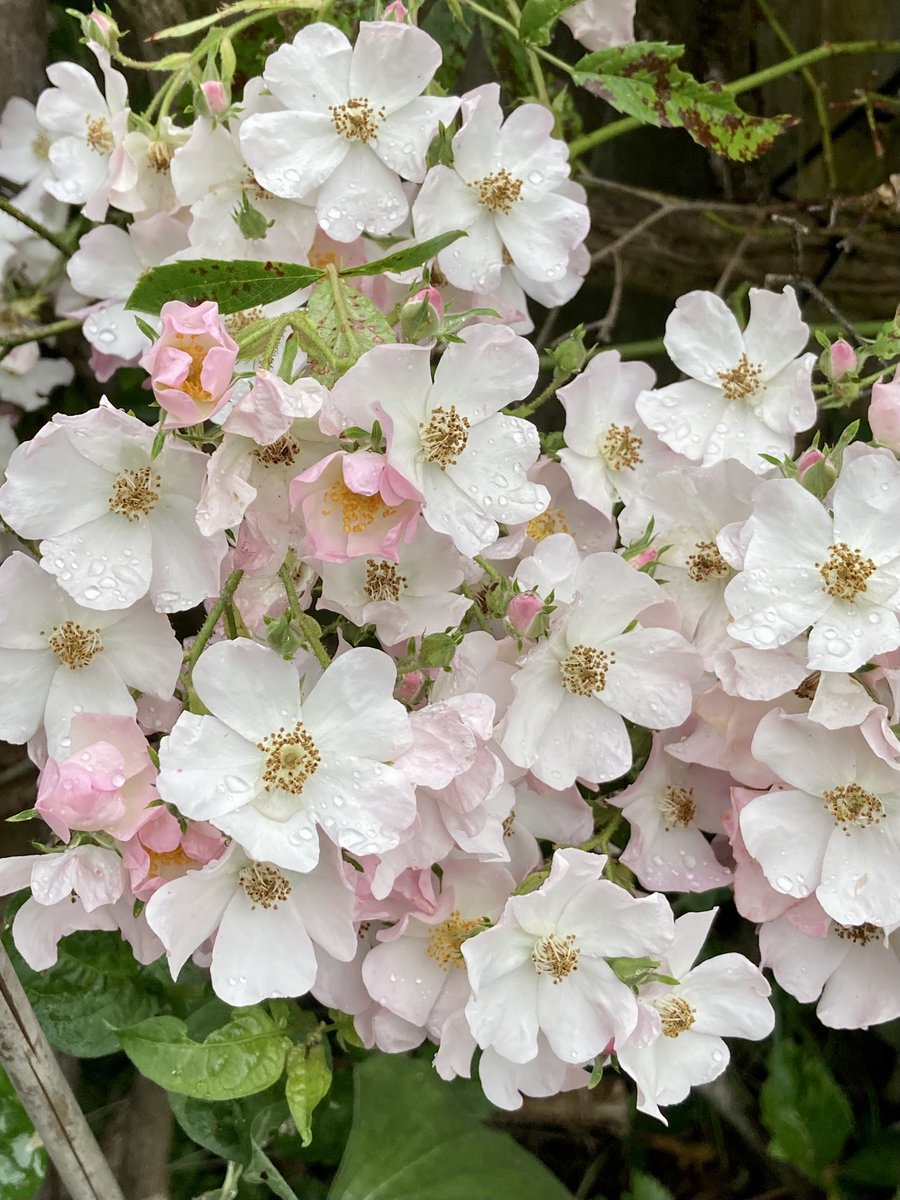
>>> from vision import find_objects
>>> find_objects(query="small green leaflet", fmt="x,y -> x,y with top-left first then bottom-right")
574,42 -> 797,162
340,230 -> 466,278
119,1007 -> 291,1101
518,0 -> 583,47
285,1040 -> 332,1147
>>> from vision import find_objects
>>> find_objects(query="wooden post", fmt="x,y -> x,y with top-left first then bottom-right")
0,942 -> 125,1200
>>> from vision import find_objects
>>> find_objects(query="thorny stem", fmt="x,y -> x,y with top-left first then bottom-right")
506,370 -> 579,418
474,554 -> 504,584
278,560 -> 332,669
185,568 -> 245,678
0,196 -> 72,256
568,39 -> 900,158
0,318 -> 83,349
757,0 -> 837,193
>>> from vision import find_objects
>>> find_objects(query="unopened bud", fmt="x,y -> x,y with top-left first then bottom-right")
200,79 -> 229,116
399,288 -> 444,344
395,669 -> 424,705
830,339 -> 857,379
383,0 -> 408,19
506,591 -> 544,635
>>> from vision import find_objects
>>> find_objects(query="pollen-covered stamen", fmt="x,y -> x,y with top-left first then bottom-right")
244,169 -> 274,202
816,542 -> 876,602
560,644 -> 614,696
47,621 -> 103,670
527,508 -> 570,543
31,132 -> 51,160
835,922 -> 882,946
321,481 -> 396,534
363,559 -> 406,602
146,845 -> 191,881
147,141 -> 173,173
472,167 -> 523,214
85,115 -> 114,155
532,932 -> 579,983
660,784 -> 696,829
717,353 -> 763,401
254,436 -> 299,468
823,782 -> 885,831
686,540 -> 730,583
795,671 -> 821,700
172,334 -> 212,403
427,910 -> 486,970
108,466 -> 161,522
601,423 -> 643,471
502,811 -> 516,837
256,721 -> 321,795
656,994 -> 696,1037
329,97 -> 385,143
420,405 -> 470,469
238,862 -> 292,910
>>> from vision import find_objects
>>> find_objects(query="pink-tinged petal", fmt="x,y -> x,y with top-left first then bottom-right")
316,144 -> 407,241
751,711 -> 866,797
818,942 -> 900,1029
304,647 -> 410,758
742,286 -> 809,378
636,378 -> 724,462
43,514 -> 153,610
362,938 -> 447,1026
539,955 -> 636,1059
0,427 -> 112,537
759,917 -> 846,1004
664,290 -> 744,383
147,494 -> 226,614
679,955 -> 773,1039
350,21 -> 442,112
240,110 -> 346,199
374,95 -> 459,181
262,23 -> 352,111
819,823 -> 900,926
157,714 -> 264,822
496,190 -> 589,284
211,888 -> 317,1004
430,324 -> 538,421
144,847 -> 239,978
739,788 -> 832,898
602,627 -> 700,729
464,960 -> 540,1064
12,896 -> 117,971
193,639 -> 302,742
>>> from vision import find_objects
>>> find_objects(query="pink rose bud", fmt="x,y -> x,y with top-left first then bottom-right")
796,447 -> 826,474
396,670 -> 424,705
383,0 -> 408,20
89,9 -> 114,34
830,339 -> 857,379
200,80 -> 228,115
630,546 -> 657,569
410,286 -> 444,318
869,368 -> 900,452
139,299 -> 238,428
507,591 -> 544,635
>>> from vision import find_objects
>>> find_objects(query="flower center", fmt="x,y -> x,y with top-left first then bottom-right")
686,539 -> 730,582
146,845 -> 192,881
172,335 -> 212,403
321,481 -> 396,534
363,559 -> 406,602
532,932 -> 579,983
427,910 -> 485,970
660,784 -> 696,829
717,353 -> 763,401
526,508 -> 569,543
256,721 -> 321,795
238,862 -> 292,910
254,436 -> 299,468
472,168 -> 523,214
147,141 -> 172,173
834,922 -> 882,946
85,115 -> 114,155
31,132 -> 51,160
601,423 -> 643,471
657,994 -> 696,1037
420,405 -> 470,469
108,466 -> 161,522
816,542 -> 876,602
329,97 -> 384,143
560,644 -> 614,696
47,621 -> 103,670
823,782 -> 885,830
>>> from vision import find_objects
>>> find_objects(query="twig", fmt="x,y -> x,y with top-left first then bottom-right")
714,217 -> 765,297
0,196 -> 71,256
0,943 -> 125,1200
185,568 -> 244,679
0,319 -> 83,349
595,251 -> 624,342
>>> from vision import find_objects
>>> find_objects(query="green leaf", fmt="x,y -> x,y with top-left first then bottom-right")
840,1130 -> 900,1188
329,1055 -> 574,1200
760,1038 -> 853,1184
340,231 -> 466,279
119,1007 -> 291,1101
126,259 -> 324,316
0,1069 -> 48,1199
9,930 -> 161,1057
303,273 -> 395,384
519,0 -> 582,47
285,1040 -> 332,1148
574,42 -> 796,162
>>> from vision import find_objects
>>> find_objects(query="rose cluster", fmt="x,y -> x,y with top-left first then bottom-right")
1,6 -> 898,1126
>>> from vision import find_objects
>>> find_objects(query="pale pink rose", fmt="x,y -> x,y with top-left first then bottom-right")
224,370 -> 326,444
121,808 -> 225,901
724,786 -> 795,923
36,714 -> 158,843
140,300 -> 238,427
290,450 -> 421,562
829,339 -> 857,378
870,368 -> 900,451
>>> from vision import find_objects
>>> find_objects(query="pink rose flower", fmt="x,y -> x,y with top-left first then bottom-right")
870,368 -> 900,452
140,300 -> 238,427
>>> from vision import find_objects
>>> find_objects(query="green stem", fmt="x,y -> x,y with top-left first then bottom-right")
569,38 -> 900,158
507,373 -> 567,419
474,554 -> 503,583
0,318 -> 82,349
459,0 -> 518,37
0,197 -> 72,255
278,562 -> 331,669
185,568 -> 245,677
